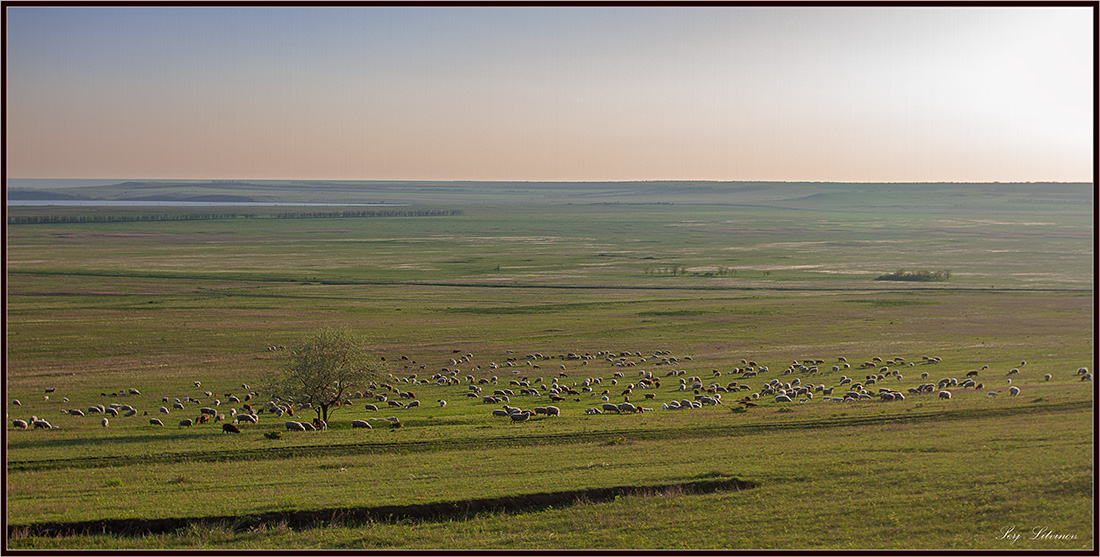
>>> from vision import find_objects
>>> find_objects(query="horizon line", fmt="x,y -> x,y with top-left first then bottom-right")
6,178 -> 1094,185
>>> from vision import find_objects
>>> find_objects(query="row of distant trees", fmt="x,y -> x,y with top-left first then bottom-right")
643,266 -> 740,277
641,266 -> 948,282
7,209 -> 461,225
874,269 -> 952,282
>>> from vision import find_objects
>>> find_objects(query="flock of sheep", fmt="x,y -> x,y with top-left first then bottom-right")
8,348 -> 1093,434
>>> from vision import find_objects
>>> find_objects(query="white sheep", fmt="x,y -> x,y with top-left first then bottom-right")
938,391 -> 952,400
12,419 -> 28,430
101,417 -> 109,428
351,419 -> 372,429
1009,386 -> 1020,396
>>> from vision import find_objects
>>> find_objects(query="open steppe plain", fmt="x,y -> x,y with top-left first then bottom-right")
4,181 -> 1094,549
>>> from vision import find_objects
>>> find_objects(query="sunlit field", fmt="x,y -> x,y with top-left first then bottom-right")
5,181 -> 1093,549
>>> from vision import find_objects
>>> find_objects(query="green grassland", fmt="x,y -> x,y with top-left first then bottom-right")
4,181 -> 1094,549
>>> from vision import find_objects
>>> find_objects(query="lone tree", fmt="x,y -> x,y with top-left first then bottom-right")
272,327 -> 383,424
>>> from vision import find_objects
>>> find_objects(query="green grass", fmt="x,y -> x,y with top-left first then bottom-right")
4,181 -> 1093,549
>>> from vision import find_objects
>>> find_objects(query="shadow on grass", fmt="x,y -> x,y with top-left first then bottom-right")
9,477 -> 759,539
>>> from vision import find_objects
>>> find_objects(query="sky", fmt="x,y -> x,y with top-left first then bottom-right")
4,6 -> 1094,182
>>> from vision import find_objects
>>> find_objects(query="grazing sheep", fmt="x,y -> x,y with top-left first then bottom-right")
33,420 -> 53,429
404,400 -> 420,409
364,404 -> 378,411
617,402 -> 638,413
128,388 -> 141,395
101,417 -> 109,428
285,421 -> 307,431
11,400 -> 20,407
938,391 -> 952,400
12,419 -> 28,430
585,407 -> 602,414
222,423 -> 241,433
491,409 -> 510,417
1009,386 -> 1020,396
69,409 -> 85,417
438,399 -> 447,407
508,411 -> 532,424
178,419 -> 193,428
160,407 -> 170,414
987,391 -> 998,397
545,405 -> 560,417
105,408 -> 118,417
602,403 -> 621,414
1082,373 -> 1093,382
351,419 -> 373,429
235,414 -> 258,424
1077,367 -> 1089,375
1044,374 -> 1052,381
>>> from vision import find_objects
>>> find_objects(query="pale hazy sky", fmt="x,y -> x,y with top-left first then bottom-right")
4,6 -> 1094,182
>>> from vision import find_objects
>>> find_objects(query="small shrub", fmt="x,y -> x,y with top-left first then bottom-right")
103,478 -> 123,488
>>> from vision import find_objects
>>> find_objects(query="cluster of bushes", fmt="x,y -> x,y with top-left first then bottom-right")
7,209 -> 462,225
874,269 -> 951,282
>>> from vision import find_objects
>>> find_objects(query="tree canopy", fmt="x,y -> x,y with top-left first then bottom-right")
271,327 -> 383,423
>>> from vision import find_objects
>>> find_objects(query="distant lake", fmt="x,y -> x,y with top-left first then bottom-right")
7,200 -> 404,207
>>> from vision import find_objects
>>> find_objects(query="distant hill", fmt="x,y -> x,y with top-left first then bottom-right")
6,189 -> 89,200
4,180 -> 1092,213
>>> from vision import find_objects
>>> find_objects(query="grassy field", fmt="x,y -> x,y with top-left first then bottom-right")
4,181 -> 1094,549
